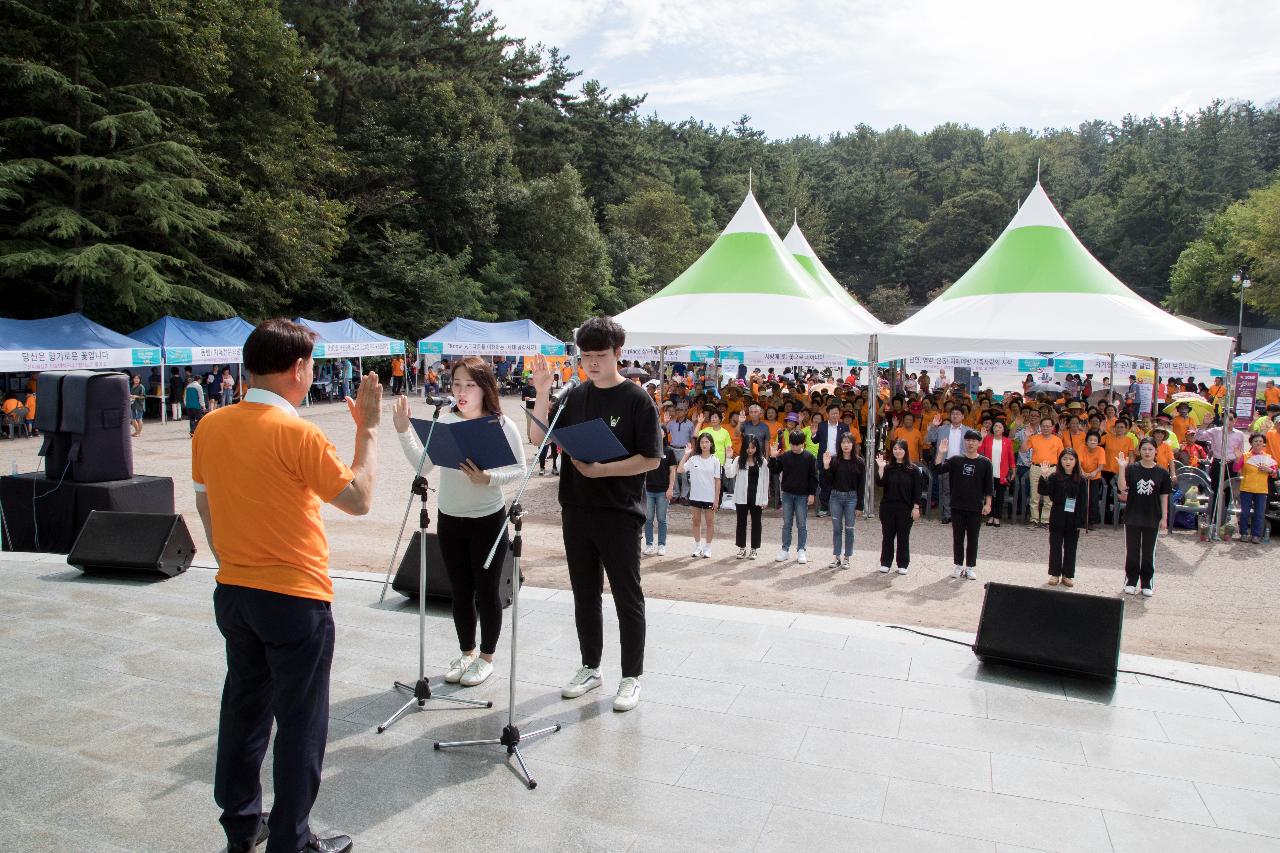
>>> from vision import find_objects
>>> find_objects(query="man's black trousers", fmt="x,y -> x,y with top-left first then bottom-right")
213,583 -> 334,853
951,509 -> 982,567
563,506 -> 646,678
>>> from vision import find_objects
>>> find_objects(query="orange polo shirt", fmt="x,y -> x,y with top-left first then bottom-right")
1265,386 -> 1280,406
891,426 -> 925,462
1170,415 -> 1193,445
23,394 -> 35,419
391,357 -> 405,377
1266,430 -> 1280,465
1078,445 -> 1106,477
1102,433 -> 1136,473
192,389 -> 354,602
1209,384 -> 1226,401
1026,433 -> 1065,465
1155,442 -> 1175,472
1067,430 -> 1089,459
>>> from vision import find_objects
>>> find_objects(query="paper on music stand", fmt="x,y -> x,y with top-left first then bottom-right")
410,416 -> 517,471
551,419 -> 629,463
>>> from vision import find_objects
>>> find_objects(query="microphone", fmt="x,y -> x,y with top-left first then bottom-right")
423,393 -> 455,408
552,377 -> 581,403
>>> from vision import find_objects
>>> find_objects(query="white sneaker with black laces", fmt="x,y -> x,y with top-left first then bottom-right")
613,677 -> 641,712
459,657 -> 494,687
952,565 -> 964,578
829,557 -> 842,569
747,548 -> 757,559
797,550 -> 808,564
561,666 -> 602,699
735,547 -> 747,559
445,653 -> 477,684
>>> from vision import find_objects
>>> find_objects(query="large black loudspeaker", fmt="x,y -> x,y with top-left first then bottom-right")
68,511 -> 196,577
36,370 -> 133,482
973,582 -> 1124,680
392,531 -> 514,608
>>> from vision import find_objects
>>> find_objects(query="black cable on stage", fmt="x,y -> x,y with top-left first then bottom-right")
885,624 -> 1280,706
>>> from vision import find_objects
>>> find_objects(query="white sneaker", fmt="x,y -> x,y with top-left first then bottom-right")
775,549 -> 790,562
642,544 -> 656,557
879,565 -> 891,573
965,568 -> 977,580
657,545 -> 666,556
747,549 -> 757,559
459,657 -> 494,687
561,666 -> 603,699
1123,585 -> 1137,595
897,566 -> 908,575
692,541 -> 703,558
700,543 -> 712,558
735,548 -> 747,559
445,653 -> 477,684
1141,588 -> 1154,598
829,557 -> 843,569
797,550 -> 807,565
613,677 -> 641,712
952,566 -> 963,578
840,557 -> 851,570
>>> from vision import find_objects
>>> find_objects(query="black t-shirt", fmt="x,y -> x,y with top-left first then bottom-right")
645,446 -> 678,492
1123,463 -> 1171,528
936,454 -> 994,513
556,380 -> 663,519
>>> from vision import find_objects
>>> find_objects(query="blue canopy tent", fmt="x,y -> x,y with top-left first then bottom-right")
295,317 -> 405,359
130,316 -> 257,422
1240,338 -> 1280,377
0,313 -> 160,374
418,318 -> 565,358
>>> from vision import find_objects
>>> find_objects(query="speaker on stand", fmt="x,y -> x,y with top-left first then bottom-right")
67,511 -> 196,577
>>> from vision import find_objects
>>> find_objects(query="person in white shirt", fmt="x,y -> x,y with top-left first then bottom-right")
393,357 -> 526,688
926,407 -> 968,524
678,433 -> 722,558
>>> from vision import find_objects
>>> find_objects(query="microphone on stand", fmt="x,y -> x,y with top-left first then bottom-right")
551,377 -> 581,403
423,393 -> 455,408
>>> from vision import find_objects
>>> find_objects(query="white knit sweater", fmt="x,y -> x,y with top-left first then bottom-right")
397,411 -> 526,518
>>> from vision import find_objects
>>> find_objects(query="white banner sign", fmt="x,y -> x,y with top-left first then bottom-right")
314,340 -> 404,359
0,347 -> 162,372
163,346 -> 244,365
419,340 -> 564,357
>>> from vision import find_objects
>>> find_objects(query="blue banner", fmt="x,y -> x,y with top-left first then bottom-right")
131,348 -> 163,366
539,343 -> 567,355
1017,358 -> 1050,372
1052,358 -> 1084,373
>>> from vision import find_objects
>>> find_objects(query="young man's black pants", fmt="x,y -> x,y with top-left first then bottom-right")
951,509 -> 982,567
213,583 -> 334,853
563,506 -> 646,678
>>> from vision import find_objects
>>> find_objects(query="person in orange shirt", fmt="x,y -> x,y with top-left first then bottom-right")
1149,425 -> 1176,472
1208,377 -> 1227,404
1264,381 -> 1280,407
891,412 -> 925,462
1078,429 -> 1106,525
1026,416 -> 1065,524
1265,418 -> 1280,468
1169,402 -> 1194,445
390,355 -> 406,395
193,319 -> 381,853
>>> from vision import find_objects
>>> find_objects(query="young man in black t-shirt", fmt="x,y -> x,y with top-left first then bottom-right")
934,429 -> 994,580
529,318 -> 662,712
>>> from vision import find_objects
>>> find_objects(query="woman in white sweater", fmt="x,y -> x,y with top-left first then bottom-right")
393,356 -> 526,687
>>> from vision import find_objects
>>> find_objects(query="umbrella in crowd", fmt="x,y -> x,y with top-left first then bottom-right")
1163,392 -> 1216,425
621,366 -> 650,380
1030,382 -> 1065,395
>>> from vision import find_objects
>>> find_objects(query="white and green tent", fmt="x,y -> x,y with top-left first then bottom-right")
877,183 -> 1234,369
782,221 -> 884,329
613,192 -> 880,355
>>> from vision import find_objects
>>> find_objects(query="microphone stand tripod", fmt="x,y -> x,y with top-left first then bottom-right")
433,381 -> 574,789
376,399 -> 492,734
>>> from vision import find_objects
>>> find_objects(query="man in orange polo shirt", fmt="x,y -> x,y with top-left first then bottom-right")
390,355 -> 405,395
195,319 -> 381,853
1026,416 -> 1064,524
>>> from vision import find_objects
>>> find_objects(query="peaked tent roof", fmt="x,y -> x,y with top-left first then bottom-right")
877,184 -> 1234,368
1240,337 -> 1280,366
613,192 -> 879,355
421,318 -> 562,346
0,312 -> 151,351
295,317 -> 398,345
782,222 -> 884,328
130,316 -> 256,350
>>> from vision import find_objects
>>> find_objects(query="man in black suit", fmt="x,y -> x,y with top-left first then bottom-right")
813,403 -> 850,517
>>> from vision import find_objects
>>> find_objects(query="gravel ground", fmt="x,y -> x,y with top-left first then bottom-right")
5,392 -> 1276,675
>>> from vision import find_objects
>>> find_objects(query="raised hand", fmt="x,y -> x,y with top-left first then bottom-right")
347,371 -> 382,430
875,452 -> 886,473
392,394 -> 412,433
530,354 -> 553,395
931,413 -> 943,428
1116,451 -> 1129,468
938,438 -> 949,457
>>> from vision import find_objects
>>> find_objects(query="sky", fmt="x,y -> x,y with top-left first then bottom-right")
481,0 -> 1280,139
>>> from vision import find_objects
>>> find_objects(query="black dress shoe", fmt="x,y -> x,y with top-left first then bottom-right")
302,833 -> 353,853
226,815 -> 268,853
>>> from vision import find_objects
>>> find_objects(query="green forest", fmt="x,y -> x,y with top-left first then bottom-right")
3,0 -> 1279,340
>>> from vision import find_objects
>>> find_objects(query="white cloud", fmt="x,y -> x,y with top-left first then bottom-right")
621,71 -> 790,106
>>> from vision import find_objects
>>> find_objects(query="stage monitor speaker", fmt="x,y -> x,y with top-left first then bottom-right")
67,511 -> 195,578
392,530 -> 514,608
973,582 -> 1123,680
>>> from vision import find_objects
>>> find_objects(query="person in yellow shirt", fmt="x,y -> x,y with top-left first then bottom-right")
1026,417 -> 1064,524
1235,432 -> 1278,542
193,319 -> 381,853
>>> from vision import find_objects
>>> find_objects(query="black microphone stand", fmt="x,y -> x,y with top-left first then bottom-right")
376,398 -> 491,734
433,378 -> 575,788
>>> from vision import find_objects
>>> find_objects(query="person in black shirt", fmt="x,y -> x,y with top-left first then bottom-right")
1116,438 -> 1172,597
875,439 -> 927,574
725,435 -> 769,559
1036,448 -> 1088,587
934,429 -> 993,579
642,438 -> 678,557
768,430 -> 819,564
823,433 -> 865,569
528,318 -> 662,712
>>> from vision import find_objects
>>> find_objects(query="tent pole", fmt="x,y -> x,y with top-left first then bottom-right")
1211,345 -> 1238,541
1151,357 -> 1161,418
159,359 -> 166,425
1107,353 -> 1116,407
658,347 -> 666,406
863,336 -> 878,519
